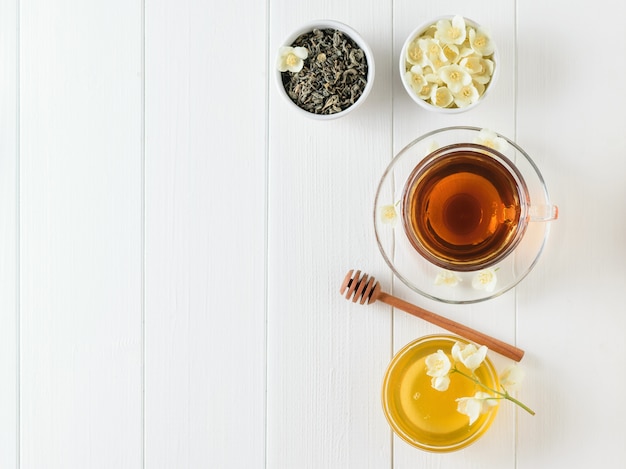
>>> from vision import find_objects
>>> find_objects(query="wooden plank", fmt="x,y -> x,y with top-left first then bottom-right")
267,5 -> 393,468
19,2 -> 143,467
0,0 -> 18,467
144,1 -> 267,467
516,2 -> 626,466
392,1 -> 518,466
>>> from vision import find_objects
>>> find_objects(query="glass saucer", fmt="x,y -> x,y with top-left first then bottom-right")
373,126 -> 556,304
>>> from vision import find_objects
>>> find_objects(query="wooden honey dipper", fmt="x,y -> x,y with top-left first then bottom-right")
340,269 -> 524,362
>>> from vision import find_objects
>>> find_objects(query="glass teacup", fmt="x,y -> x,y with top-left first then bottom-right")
401,143 -> 558,272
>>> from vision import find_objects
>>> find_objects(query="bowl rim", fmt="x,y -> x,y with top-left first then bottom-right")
398,15 -> 499,114
274,19 -> 376,120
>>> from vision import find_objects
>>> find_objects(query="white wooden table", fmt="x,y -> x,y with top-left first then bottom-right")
2,0 -> 625,467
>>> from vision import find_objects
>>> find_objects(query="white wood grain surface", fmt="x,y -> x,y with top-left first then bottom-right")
268,0 -> 393,466
516,3 -> 626,467
1,0 -> 625,468
19,1 -> 143,467
1,0 -> 18,466
144,0 -> 266,467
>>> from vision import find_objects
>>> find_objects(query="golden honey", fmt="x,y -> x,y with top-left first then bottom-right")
382,335 -> 499,452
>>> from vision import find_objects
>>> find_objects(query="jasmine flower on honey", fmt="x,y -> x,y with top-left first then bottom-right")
452,341 -> 488,372
425,341 -> 535,425
425,349 -> 452,391
456,392 -> 499,425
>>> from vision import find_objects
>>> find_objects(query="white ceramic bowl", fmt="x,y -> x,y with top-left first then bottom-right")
399,16 -> 499,113
275,20 -> 375,120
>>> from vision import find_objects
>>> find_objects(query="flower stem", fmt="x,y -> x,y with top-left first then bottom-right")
452,367 -> 535,416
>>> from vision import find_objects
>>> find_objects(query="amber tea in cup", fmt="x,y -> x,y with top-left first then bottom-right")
402,144 -> 529,271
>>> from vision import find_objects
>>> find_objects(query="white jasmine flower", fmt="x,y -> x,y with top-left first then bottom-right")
473,128 -> 508,152
379,204 -> 399,226
417,81 -> 435,101
441,43 -> 461,64
460,56 -> 494,84
472,267 -> 498,292
435,15 -> 467,45
423,66 -> 443,85
431,85 -> 454,108
405,65 -> 427,94
276,46 -> 308,73
425,342 -> 535,422
500,364 -> 526,391
473,81 -> 486,97
424,139 -> 441,156
456,392 -> 498,425
430,57 -> 448,71
438,64 -> 472,93
458,45 -> 476,59
431,374 -> 451,391
434,270 -> 462,287
452,82 -> 480,107
420,24 -> 437,39
469,27 -> 495,56
452,341 -> 488,372
419,38 -> 448,67
406,39 -> 428,66
416,68 -> 442,100
425,349 -> 452,392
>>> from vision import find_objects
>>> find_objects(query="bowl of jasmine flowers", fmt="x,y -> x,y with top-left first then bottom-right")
399,15 -> 498,113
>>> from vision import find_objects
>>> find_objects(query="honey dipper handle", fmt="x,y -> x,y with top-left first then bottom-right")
378,292 -> 525,362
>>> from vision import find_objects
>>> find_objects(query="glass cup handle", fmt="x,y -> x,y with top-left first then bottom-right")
529,204 -> 559,222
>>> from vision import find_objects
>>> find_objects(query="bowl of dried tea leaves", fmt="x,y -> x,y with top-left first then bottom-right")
275,20 -> 375,119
